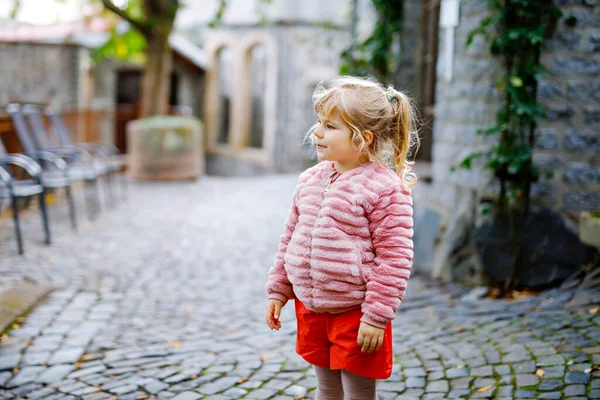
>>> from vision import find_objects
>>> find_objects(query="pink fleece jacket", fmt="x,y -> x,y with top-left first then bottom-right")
265,160 -> 414,329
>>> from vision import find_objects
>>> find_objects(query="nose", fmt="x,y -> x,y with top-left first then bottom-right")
313,123 -> 324,139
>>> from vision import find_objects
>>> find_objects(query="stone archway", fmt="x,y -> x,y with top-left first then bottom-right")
204,31 -> 278,168
204,34 -> 238,153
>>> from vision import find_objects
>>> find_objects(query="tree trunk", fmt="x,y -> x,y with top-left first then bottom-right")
140,33 -> 173,117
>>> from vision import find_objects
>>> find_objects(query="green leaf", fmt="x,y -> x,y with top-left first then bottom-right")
510,76 -> 523,87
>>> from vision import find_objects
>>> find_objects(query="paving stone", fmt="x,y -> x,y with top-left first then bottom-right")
538,392 -> 562,399
6,366 -> 45,388
471,366 -> 493,377
197,376 -> 239,394
445,367 -> 468,378
377,380 -> 405,392
143,378 -> 169,394
170,392 -> 202,400
244,387 -> 278,399
538,379 -> 563,391
22,351 -> 52,366
425,380 -> 448,392
404,367 -> 426,377
447,389 -> 470,398
538,355 -> 565,366
496,385 -> 513,396
36,365 -> 75,384
49,348 -> 85,364
405,377 -> 425,388
0,372 -> 12,386
513,362 -> 537,374
450,377 -> 471,389
27,387 -> 60,400
0,353 -> 21,371
565,371 -> 590,384
540,366 -> 565,378
516,374 -> 539,387
284,385 -> 308,396
220,387 -> 247,397
515,389 -> 537,398
564,384 -> 586,396
11,382 -> 44,397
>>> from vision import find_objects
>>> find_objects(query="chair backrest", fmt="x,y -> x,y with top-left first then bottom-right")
46,108 -> 73,147
6,104 -> 39,154
23,105 -> 53,150
0,138 -> 6,156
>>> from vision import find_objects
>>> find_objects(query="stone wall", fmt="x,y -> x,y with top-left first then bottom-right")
536,0 -> 600,213
396,0 -> 423,95
272,25 -> 351,173
432,0 -> 600,215
418,0 -> 600,283
0,42 -> 82,108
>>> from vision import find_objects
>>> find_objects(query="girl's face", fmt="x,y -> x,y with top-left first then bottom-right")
313,111 -> 360,167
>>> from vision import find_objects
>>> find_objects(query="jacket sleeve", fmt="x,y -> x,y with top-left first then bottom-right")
265,183 -> 301,304
361,183 -> 414,329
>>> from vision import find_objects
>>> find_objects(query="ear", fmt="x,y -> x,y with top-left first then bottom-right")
362,130 -> 374,147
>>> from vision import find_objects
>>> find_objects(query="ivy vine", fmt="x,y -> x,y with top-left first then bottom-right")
340,0 -> 404,82
457,0 -> 562,292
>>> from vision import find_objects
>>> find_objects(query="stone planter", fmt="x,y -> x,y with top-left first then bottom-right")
580,212 -> 600,249
127,116 -> 204,181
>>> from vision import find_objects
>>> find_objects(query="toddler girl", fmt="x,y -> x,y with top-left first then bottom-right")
265,76 -> 417,399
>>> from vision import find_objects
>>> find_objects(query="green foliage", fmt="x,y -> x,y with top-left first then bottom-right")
456,0 -> 562,211
92,25 -> 147,63
340,0 -> 404,81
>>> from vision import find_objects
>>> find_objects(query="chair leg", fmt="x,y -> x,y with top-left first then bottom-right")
65,185 -> 77,230
92,178 -> 102,217
84,180 -> 96,221
121,171 -> 128,200
105,172 -> 115,208
10,195 -> 24,255
38,190 -> 51,245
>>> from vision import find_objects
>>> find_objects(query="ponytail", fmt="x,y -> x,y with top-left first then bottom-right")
387,87 -> 419,187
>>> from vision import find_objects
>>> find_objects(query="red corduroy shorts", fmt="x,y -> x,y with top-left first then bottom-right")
295,299 -> 393,379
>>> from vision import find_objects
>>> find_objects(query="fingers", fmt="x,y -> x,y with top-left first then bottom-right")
361,336 -> 372,353
357,329 -> 365,349
273,301 -> 283,321
376,334 -> 384,351
265,303 -> 282,331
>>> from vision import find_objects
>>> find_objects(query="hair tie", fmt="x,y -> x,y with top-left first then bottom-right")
386,87 -> 397,106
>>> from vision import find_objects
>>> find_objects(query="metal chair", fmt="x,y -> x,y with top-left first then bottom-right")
0,142 -> 51,255
0,136 -> 77,231
7,103 -> 102,219
46,107 -> 128,201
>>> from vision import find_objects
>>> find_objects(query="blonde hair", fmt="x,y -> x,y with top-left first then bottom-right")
307,76 -> 419,186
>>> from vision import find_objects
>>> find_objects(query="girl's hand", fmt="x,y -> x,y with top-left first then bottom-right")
265,299 -> 284,330
357,321 -> 385,352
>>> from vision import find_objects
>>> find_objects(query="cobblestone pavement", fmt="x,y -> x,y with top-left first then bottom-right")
1,175 -> 599,400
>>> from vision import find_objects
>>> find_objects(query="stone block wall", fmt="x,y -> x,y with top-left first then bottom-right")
431,0 -> 503,213
396,0 -> 423,95
422,0 -> 600,283
432,0 -> 600,215
0,42 -> 81,108
272,25 -> 351,173
536,1 -> 600,213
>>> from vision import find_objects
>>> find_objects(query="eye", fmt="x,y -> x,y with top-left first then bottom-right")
327,124 -> 335,129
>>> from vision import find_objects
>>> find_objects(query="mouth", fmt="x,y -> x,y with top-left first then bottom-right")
317,144 -> 327,149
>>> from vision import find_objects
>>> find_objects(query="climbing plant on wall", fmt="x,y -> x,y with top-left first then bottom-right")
456,0 -> 562,292
340,0 -> 404,82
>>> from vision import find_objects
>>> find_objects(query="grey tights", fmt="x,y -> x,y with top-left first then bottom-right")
313,366 -> 378,400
